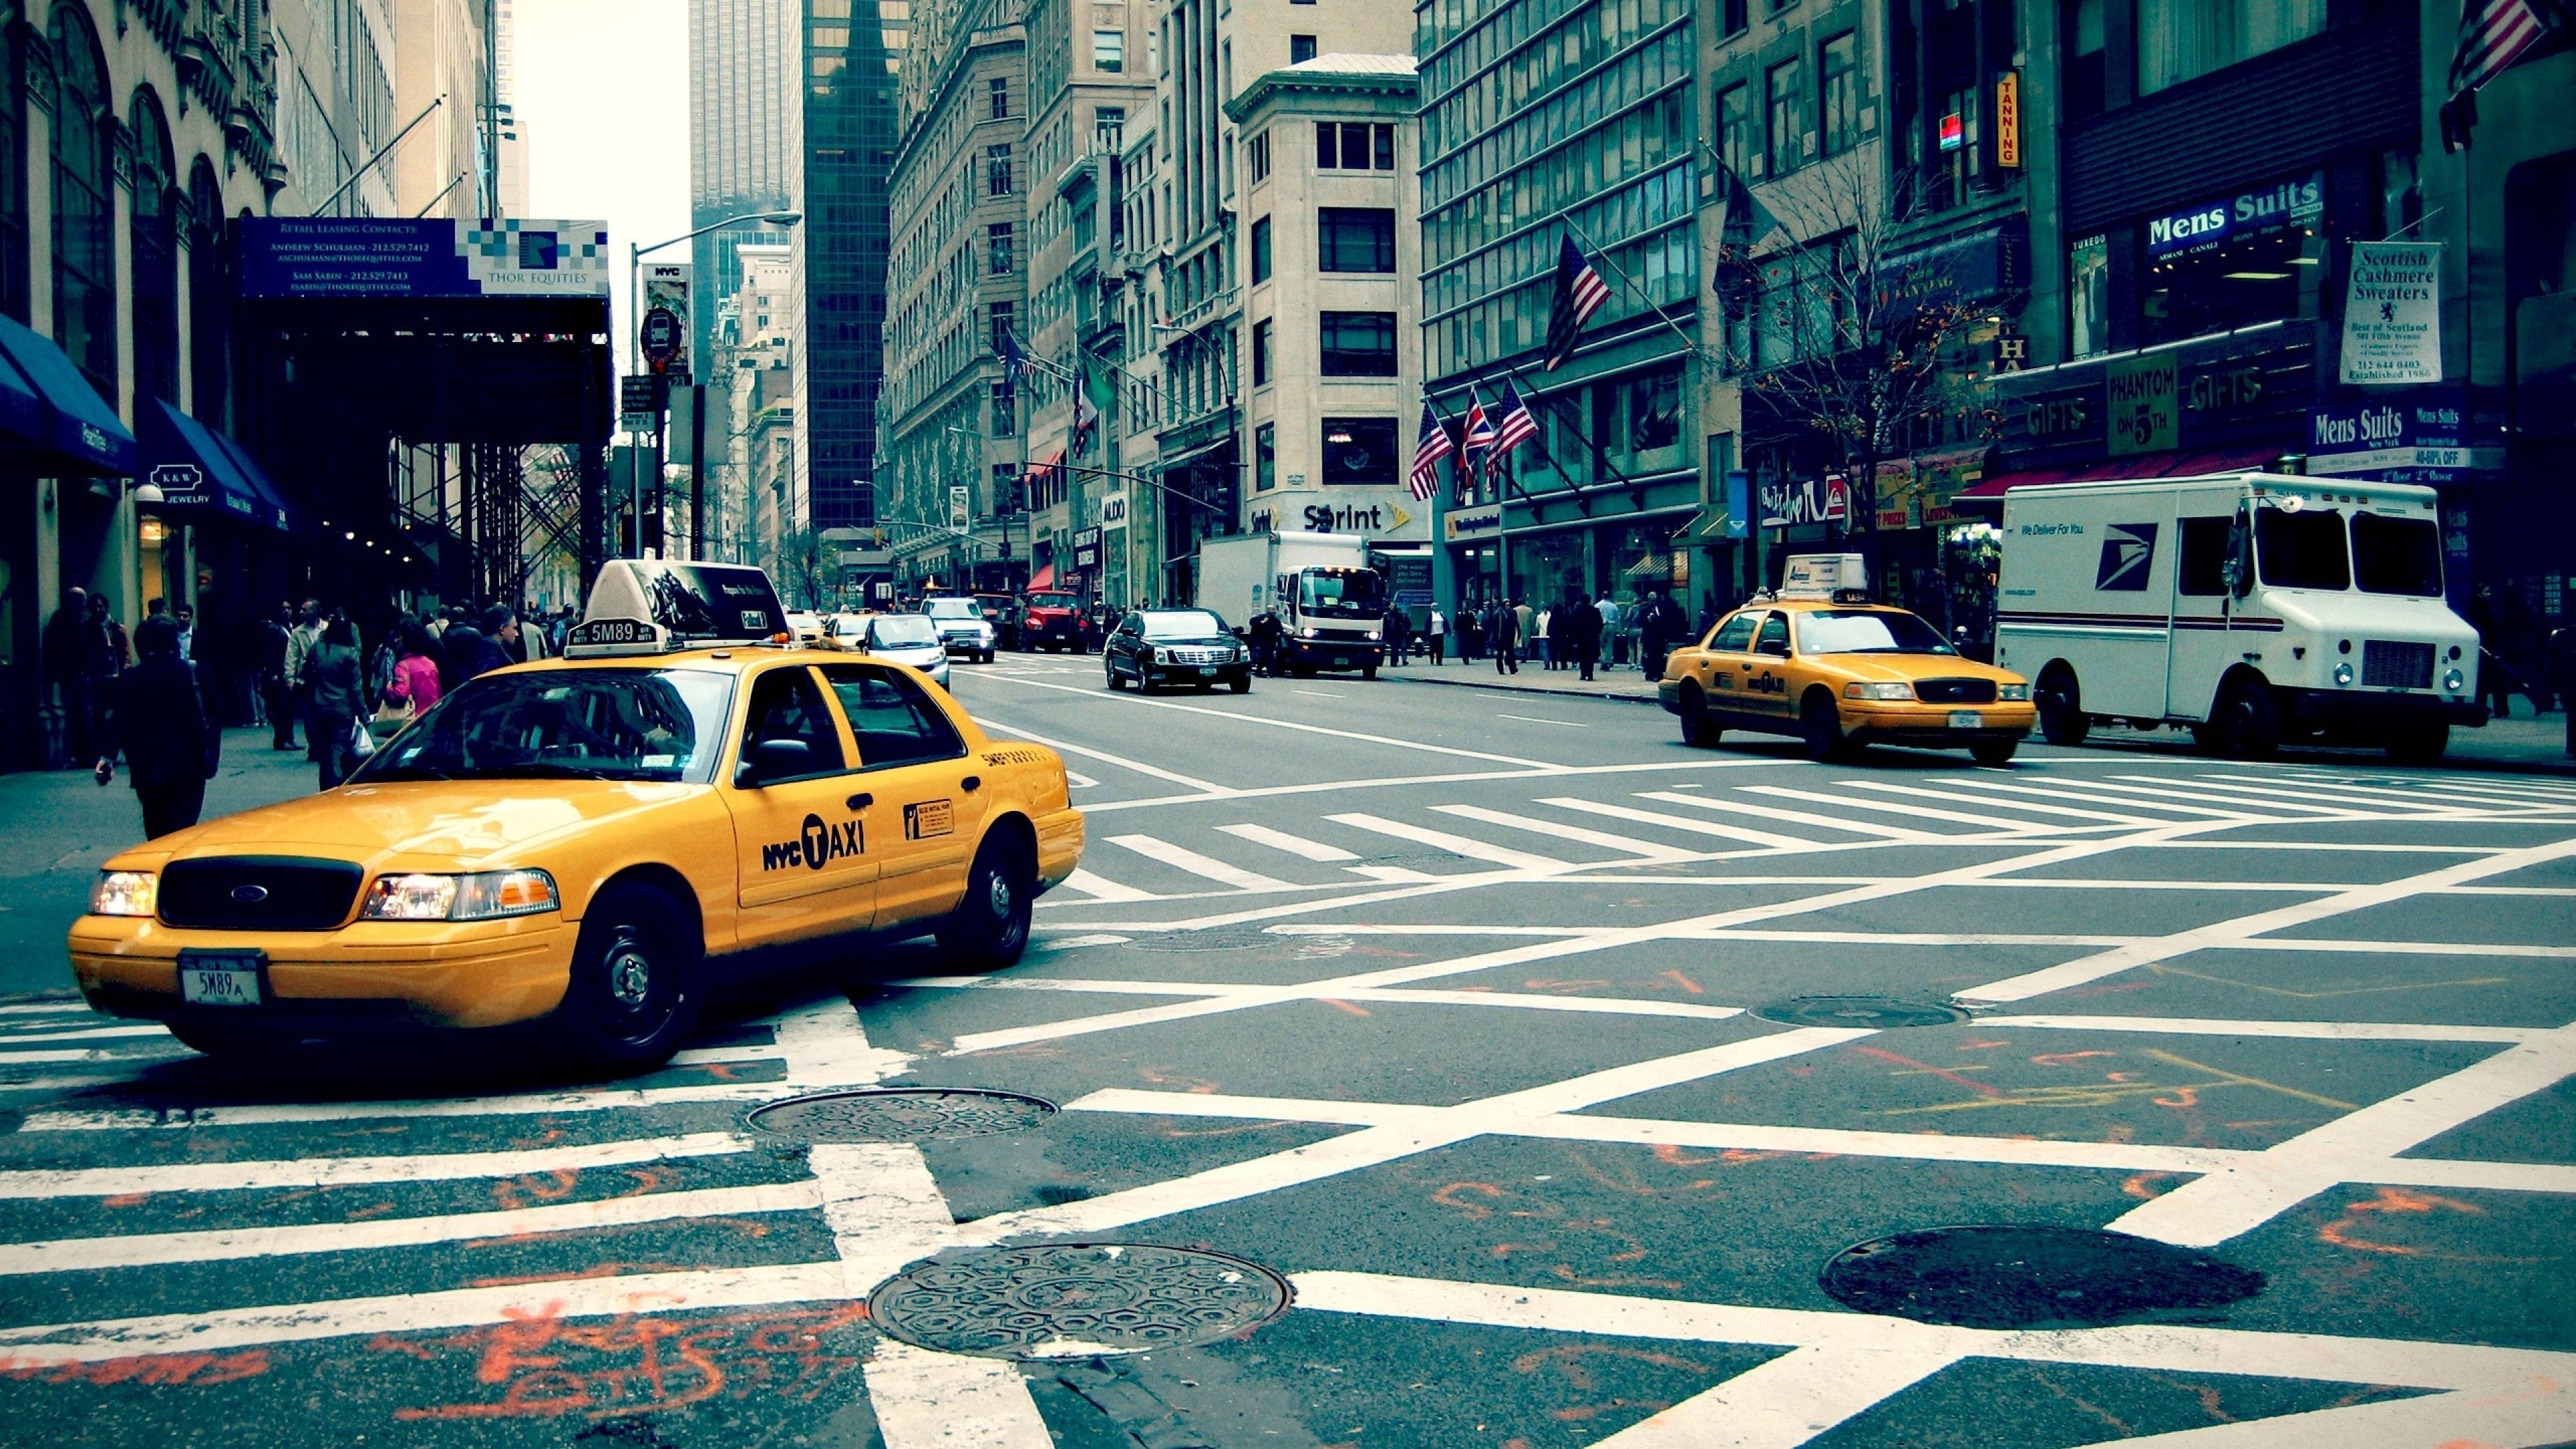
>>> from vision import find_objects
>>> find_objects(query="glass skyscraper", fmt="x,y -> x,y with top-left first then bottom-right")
688,0 -> 802,369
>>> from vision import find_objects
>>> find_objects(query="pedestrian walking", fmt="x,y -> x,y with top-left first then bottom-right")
1639,588 -> 1678,679
304,613 -> 365,791
1512,598 -> 1535,660
1384,606 -> 1411,666
1534,605 -> 1553,669
1460,606 -> 1485,663
78,594 -> 128,761
1568,590 -> 1603,682
93,614 -> 220,839
1595,591 -> 1623,667
1250,608 -> 1284,676
260,604 -> 299,750
43,586 -> 97,765
1492,597 -> 1521,674
284,598 -> 321,741
1427,607 -> 1448,665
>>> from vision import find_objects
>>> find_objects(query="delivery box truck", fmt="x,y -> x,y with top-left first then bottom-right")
1994,473 -> 2483,762
1195,531 -> 1387,677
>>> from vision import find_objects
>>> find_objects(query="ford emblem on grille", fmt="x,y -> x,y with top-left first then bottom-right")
230,883 -> 270,905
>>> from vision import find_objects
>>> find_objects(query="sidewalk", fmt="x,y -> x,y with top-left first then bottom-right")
0,728 -> 317,999
1382,658 -> 2576,777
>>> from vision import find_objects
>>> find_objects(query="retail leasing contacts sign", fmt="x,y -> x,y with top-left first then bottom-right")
2339,241 -> 2442,386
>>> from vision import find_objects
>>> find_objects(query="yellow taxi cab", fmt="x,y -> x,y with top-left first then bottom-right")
1658,554 -> 2037,765
67,561 -> 1085,1073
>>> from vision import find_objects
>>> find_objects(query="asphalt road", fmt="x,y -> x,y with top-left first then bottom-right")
4,653 -> 2575,1448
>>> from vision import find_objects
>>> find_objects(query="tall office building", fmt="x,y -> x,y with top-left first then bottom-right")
798,0 -> 907,530
688,0 -> 802,370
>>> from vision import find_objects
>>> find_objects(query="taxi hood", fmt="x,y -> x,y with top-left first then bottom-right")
127,780 -> 700,871
1818,653 -> 2023,686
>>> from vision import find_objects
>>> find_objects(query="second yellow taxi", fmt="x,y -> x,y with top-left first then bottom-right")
1659,555 -> 2037,765
68,561 -> 1085,1073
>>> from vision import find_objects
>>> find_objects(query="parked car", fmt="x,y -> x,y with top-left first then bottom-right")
924,596 -> 997,662
1104,608 -> 1252,694
824,612 -> 953,688
782,610 -> 824,645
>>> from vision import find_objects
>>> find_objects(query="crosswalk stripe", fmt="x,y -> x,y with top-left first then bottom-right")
0,1004 -> 90,1018
0,1045 -> 187,1066
2155,774 -> 2451,814
1347,865 -> 1442,881
1939,776 -> 2252,820
1638,790 -> 1933,842
2262,774 -> 2575,813
1218,822 -> 1361,861
2104,775 -> 2361,815
1106,834 -> 1295,891
0,1132 -> 755,1199
1542,797 -> 1813,850
1430,804 -> 1695,861
0,1025 -> 172,1046
0,1181 -> 824,1275
1058,867 -> 1155,902
1739,784 -> 2056,835
2031,777 -> 2281,817
1838,780 -> 2159,826
1326,812 -> 1568,871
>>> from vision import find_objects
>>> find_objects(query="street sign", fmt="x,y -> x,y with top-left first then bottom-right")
621,376 -> 660,417
949,484 -> 971,532
641,263 -> 692,377
640,307 -> 683,369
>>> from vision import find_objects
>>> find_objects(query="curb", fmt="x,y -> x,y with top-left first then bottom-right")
1383,670 -> 1662,706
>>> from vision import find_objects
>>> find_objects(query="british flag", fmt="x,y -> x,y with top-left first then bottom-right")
1408,403 -> 1453,501
1458,388 -> 1496,492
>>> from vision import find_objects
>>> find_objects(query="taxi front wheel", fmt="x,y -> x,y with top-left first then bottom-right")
1802,692 -> 1856,763
938,839 -> 1034,971
557,883 -> 702,1073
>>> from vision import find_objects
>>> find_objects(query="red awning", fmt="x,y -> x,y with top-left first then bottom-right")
1027,564 -> 1057,591
1025,447 -> 1066,482
1955,445 -> 2286,504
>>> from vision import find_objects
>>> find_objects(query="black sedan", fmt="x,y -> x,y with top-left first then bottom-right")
1104,608 -> 1253,694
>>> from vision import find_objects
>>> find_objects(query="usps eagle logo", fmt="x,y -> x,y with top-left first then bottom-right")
2095,523 -> 2159,592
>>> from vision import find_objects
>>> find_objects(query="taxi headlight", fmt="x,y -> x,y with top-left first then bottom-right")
91,870 -> 157,917
2333,662 -> 2355,687
1996,682 -> 2030,702
2445,667 -> 2465,692
362,869 -> 559,922
1843,682 -> 1916,701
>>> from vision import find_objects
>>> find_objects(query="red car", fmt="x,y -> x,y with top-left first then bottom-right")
1018,591 -> 1087,651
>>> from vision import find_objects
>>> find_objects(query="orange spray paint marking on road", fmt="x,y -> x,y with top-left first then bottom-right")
1,1350 -> 269,1387
2153,1087 -> 2201,1110
1851,1044 -> 2008,1097
1651,1144 -> 1718,1167
1316,998 -> 1371,1017
2318,1186 -> 2486,1256
1658,970 -> 1704,995
1524,979 -> 1615,993
2031,1051 -> 2117,1067
99,1192 -> 150,1209
1432,1181 -> 1505,1220
2122,1172 -> 2180,1201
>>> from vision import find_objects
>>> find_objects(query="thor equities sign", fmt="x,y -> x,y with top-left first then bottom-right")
2339,241 -> 2442,386
241,219 -> 611,299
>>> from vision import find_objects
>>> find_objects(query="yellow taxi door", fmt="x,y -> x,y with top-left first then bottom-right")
1743,611 -> 1795,723
816,662 -> 990,929
1695,611 -> 1764,724
722,663 -> 880,947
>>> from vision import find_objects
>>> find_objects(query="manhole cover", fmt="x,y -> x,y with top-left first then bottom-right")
1819,1225 -> 2265,1330
747,1087 -> 1057,1143
1127,929 -> 1273,953
869,1244 -> 1293,1358
1753,995 -> 1966,1028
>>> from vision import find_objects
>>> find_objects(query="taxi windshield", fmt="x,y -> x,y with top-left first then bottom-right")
353,669 -> 739,785
868,614 -> 941,647
1793,609 -> 1955,655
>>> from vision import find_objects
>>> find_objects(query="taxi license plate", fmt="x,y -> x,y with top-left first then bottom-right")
178,953 -> 263,1008
1948,710 -> 1982,730
1197,666 -> 1216,677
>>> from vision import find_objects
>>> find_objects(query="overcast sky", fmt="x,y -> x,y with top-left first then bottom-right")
511,0 -> 690,366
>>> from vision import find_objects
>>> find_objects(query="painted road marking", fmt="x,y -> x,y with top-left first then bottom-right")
1106,834 -> 1295,892
1739,784 -> 2063,837
1640,790 -> 1940,842
1431,803 -> 1697,861
1941,775 -> 2259,821
0,1132 -> 757,1199
0,1025 -> 174,1046
1218,822 -> 1361,862
1543,796 -> 1818,851
1327,812 -> 1569,871
1348,865 -> 1444,881
1058,867 -> 1157,902
977,672 -> 1558,769
1497,713 -> 1589,727
969,715 -> 1227,794
1837,778 -> 2161,826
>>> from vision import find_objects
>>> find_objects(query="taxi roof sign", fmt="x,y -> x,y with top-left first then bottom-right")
571,560 -> 789,656
1774,553 -> 1870,602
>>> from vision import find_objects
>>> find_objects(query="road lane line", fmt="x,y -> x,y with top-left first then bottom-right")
1739,784 -> 2057,836
1218,822 -> 1361,861
0,1132 -> 757,1199
1327,812 -> 1568,871
1837,779 -> 2161,825
865,1340 -> 1057,1449
1431,804 -> 1697,861
1940,777 -> 2261,820
1106,834 -> 1296,892
1057,867 -> 1157,902
973,672 -> 1558,767
2208,773 -> 2568,814
1496,713 -> 1588,727
0,1045 -> 189,1065
968,715 -> 1228,793
1599,1339 -> 1970,1448
2078,778 -> 2359,816
0,1181 -> 825,1275
1073,757 -> 1777,815
0,1025 -> 173,1046
1542,797 -> 1819,851
1346,865 -> 1443,881
1978,1014 -> 2540,1043
1638,790 -> 1939,842
902,973 -> 1749,1023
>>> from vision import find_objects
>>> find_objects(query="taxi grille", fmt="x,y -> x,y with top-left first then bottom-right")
160,857 -> 365,931
1914,678 -> 1998,705
2363,640 -> 2433,690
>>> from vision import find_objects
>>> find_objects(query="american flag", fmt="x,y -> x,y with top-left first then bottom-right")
1408,403 -> 1452,501
994,325 -> 1036,382
1544,236 -> 1611,372
1458,388 -> 1495,492
1491,380 -> 1539,459
2453,0 -> 2558,95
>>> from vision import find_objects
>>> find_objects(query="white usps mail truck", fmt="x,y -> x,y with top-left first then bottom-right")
1994,473 -> 2483,763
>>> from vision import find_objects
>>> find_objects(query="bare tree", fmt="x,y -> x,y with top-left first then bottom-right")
1715,152 -> 2000,599
773,526 -> 837,609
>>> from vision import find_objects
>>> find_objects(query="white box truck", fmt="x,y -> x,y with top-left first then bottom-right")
1195,531 -> 1388,677
1994,472 -> 2483,762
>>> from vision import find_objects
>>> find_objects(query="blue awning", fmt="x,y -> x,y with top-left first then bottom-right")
205,426 -> 296,533
0,314 -> 136,476
140,400 -> 284,531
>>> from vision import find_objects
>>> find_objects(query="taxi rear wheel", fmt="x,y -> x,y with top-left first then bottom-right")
938,837 -> 1034,971
558,884 -> 702,1074
1678,684 -> 1719,747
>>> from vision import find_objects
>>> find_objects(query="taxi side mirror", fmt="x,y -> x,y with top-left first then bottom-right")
1757,639 -> 1791,658
745,737 -> 814,786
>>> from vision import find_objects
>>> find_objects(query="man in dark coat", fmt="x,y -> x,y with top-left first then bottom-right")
44,586 -> 95,764
439,608 -> 517,692
1639,588 -> 1678,679
260,604 -> 298,749
95,615 -> 219,839
1566,590 -> 1603,682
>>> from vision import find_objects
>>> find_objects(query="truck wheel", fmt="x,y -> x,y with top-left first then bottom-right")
937,836 -> 1034,971
1970,738 -> 2020,767
2210,677 -> 2282,759
2037,665 -> 2089,747
555,883 -> 702,1075
1678,684 -> 1719,747
2386,723 -> 2449,765
1801,691 -> 1854,763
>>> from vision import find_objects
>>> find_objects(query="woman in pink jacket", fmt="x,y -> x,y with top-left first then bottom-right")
389,621 -> 443,713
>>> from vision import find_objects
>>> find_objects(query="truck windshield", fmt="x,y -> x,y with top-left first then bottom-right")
1297,568 -> 1385,618
1794,610 -> 1955,655
1024,593 -> 1081,611
2349,513 -> 2443,596
2255,507 -> 2351,590
354,669 -> 738,785
924,598 -> 981,619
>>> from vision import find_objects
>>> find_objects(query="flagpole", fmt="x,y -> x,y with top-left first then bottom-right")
1560,215 -> 1718,364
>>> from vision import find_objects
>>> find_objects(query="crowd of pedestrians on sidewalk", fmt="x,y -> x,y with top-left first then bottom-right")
1401,588 -> 1688,684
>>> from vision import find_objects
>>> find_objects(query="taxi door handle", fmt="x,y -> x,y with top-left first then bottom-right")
847,792 -> 873,810
961,775 -> 983,793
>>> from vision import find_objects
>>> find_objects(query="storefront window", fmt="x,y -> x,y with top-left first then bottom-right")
2068,233 -> 2110,360
1322,417 -> 1397,486
2139,175 -> 2318,346
1627,368 -> 1682,463
1254,423 -> 1275,491
2137,0 -> 2324,95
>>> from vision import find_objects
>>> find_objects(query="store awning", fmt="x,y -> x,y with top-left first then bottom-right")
207,427 -> 297,532
1953,445 -> 2286,508
140,401 -> 290,533
1027,564 -> 1057,591
1025,447 -> 1066,484
0,314 -> 136,476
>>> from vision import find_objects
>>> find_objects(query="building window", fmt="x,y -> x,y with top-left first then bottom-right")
1319,311 -> 1397,376
1290,34 -> 1317,64
1764,59 -> 1803,176
127,92 -> 178,409
990,76 -> 1010,119
1248,129 -> 1270,183
1072,199 -> 1097,251
1093,30 -> 1125,72
991,376 -> 1015,431
1254,423 -> 1277,490
186,161 -> 225,420
2068,233 -> 2110,360
2062,0 -> 2106,122
987,144 -> 1013,195
1930,83 -> 1980,209
1250,215 -> 1272,282
1322,417 -> 1397,485
1625,368 -> 1682,460
2137,0 -> 2324,96
988,222 -> 1014,274
1718,0 -> 1748,34
989,300 -> 1015,352
2139,176 -> 2318,345
1095,106 -> 1125,152
1318,207 -> 1395,272
0,24 -> 26,323
50,4 -> 115,400
1716,82 -> 1752,179
1316,122 -> 1394,170
1252,318 -> 1272,385
1819,32 -> 1858,157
